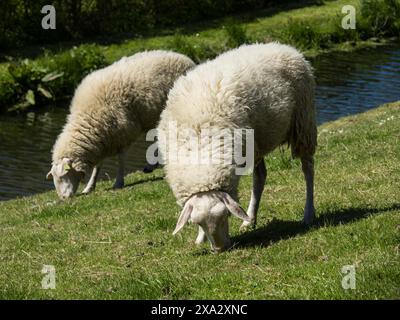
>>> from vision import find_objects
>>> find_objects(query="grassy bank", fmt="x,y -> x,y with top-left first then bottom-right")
1,0 -> 400,113
0,101 -> 399,299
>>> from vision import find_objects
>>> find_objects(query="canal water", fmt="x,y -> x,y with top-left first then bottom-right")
0,43 -> 399,201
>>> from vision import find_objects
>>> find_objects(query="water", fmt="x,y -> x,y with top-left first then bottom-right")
0,44 -> 399,201
313,44 -> 400,124
0,110 -> 152,201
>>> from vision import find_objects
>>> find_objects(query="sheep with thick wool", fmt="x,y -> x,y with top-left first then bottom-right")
157,43 -> 317,253
47,50 -> 195,199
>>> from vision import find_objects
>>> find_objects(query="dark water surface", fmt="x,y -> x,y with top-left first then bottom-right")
313,44 -> 400,124
0,44 -> 399,201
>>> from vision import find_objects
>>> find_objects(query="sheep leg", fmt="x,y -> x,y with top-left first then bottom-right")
82,165 -> 101,194
241,159 -> 266,231
195,226 -> 207,245
301,155 -> 315,225
143,162 -> 159,173
113,152 -> 126,189
143,148 -> 159,173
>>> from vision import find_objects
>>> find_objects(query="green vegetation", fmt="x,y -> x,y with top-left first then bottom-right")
1,0 -> 400,113
2,45 -> 106,112
1,0 -> 285,50
1,101 -> 399,299
266,0 -> 400,51
358,0 -> 400,38
224,18 -> 250,48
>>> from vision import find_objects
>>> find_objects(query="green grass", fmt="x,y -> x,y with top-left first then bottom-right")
1,101 -> 399,299
101,0 -> 399,62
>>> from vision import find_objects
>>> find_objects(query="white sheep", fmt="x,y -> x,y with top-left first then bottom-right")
157,43 -> 317,253
47,50 -> 195,199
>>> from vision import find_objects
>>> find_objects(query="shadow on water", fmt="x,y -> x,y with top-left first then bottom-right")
231,203 -> 400,249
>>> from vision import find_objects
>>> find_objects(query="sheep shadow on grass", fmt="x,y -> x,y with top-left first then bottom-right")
231,203 -> 400,249
104,175 -> 164,191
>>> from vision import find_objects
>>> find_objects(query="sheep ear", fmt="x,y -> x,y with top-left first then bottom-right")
220,192 -> 251,222
173,201 -> 193,235
71,160 -> 85,177
46,171 -> 53,180
60,158 -> 73,175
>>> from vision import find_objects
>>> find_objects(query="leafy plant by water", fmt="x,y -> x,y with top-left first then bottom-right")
358,0 -> 400,39
280,18 -> 329,50
1,45 -> 106,112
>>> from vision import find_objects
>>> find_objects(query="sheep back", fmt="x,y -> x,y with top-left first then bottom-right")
52,50 -> 195,172
158,43 -> 316,205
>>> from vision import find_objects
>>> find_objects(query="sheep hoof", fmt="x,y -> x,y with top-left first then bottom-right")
112,182 -> 124,189
195,237 -> 207,245
303,208 -> 315,226
143,163 -> 159,173
303,217 -> 314,226
81,188 -> 94,195
240,220 -> 255,232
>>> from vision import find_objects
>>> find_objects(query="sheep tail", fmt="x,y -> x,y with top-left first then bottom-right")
288,73 -> 317,159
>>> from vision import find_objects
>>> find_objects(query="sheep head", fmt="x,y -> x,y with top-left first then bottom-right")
46,158 -> 85,199
173,191 -> 250,253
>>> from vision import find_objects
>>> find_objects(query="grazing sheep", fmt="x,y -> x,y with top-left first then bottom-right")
157,43 -> 317,253
47,50 -> 195,199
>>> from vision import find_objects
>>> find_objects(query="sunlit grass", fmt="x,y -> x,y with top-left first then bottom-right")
1,101 -> 399,299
